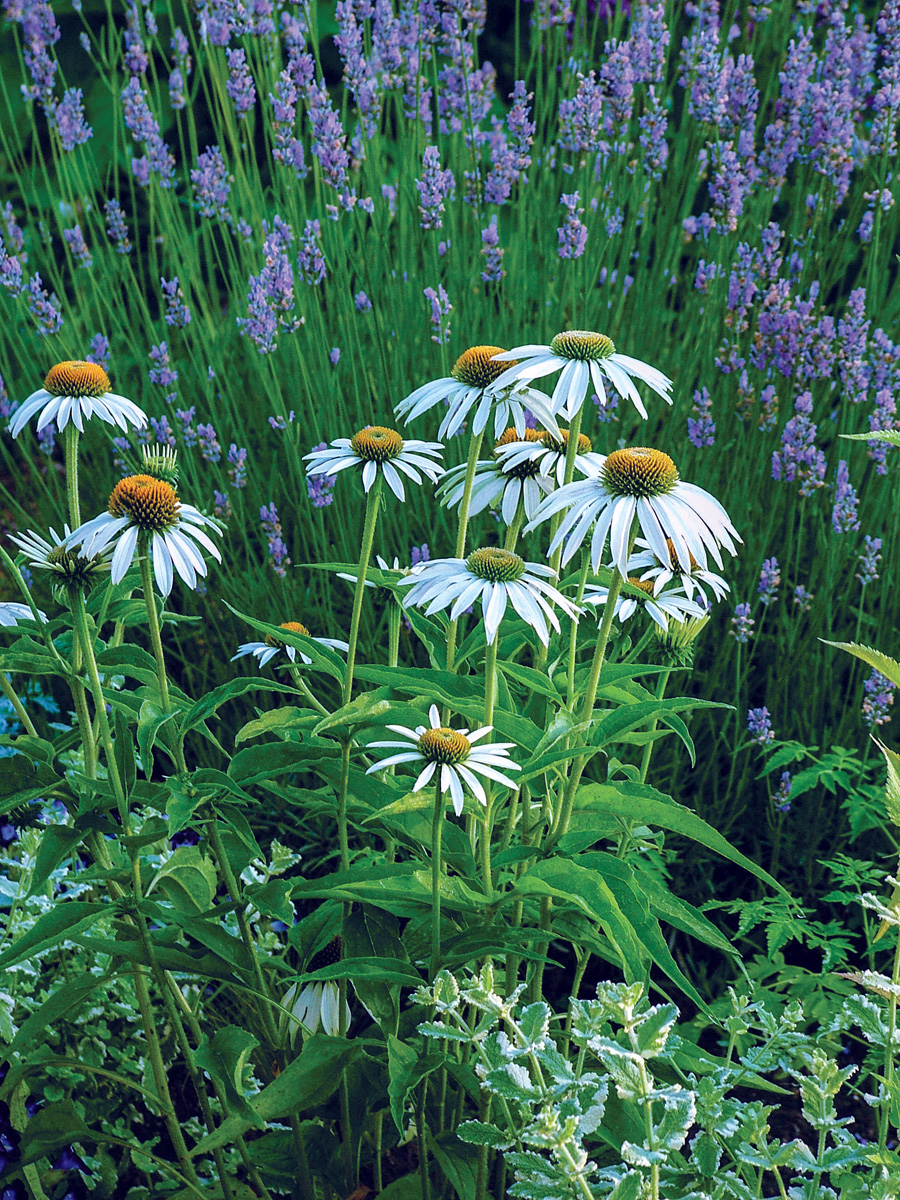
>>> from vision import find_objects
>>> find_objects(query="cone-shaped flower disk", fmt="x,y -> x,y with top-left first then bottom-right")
398,546 -> 580,646
9,360 -> 147,438
366,703 -> 521,816
491,331 -> 672,421
10,525 -> 113,599
65,475 -> 222,596
628,537 -> 730,607
304,425 -> 443,501
525,446 -> 741,576
232,620 -> 349,668
436,429 -> 556,525
396,345 -> 560,440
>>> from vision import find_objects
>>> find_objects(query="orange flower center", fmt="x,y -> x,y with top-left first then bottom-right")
451,345 -> 515,389
44,360 -> 110,398
418,726 -> 471,763
108,475 -> 180,530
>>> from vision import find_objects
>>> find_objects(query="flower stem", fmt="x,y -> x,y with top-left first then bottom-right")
483,637 -> 499,727
0,672 -> 37,737
880,916 -> 900,1150
138,550 -> 187,773
638,667 -> 671,784
567,551 -> 592,708
64,423 -> 81,528
431,779 -> 445,978
343,475 -> 383,706
446,429 -> 485,672
549,565 -> 626,846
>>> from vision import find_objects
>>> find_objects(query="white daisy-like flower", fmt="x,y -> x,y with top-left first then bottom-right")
10,525 -> 113,596
0,602 -> 47,627
493,427 -> 602,485
436,429 -> 555,525
491,331 -> 673,421
365,703 -> 521,816
64,474 -> 223,597
583,576 -> 706,633
232,620 -> 349,668
398,546 -> 580,647
304,425 -> 444,502
396,345 -> 561,441
628,537 -> 730,607
525,446 -> 741,577
9,360 -> 147,438
283,980 -> 348,1040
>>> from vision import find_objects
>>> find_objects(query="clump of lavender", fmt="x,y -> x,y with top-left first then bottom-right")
354,291 -> 371,312
416,146 -> 454,230
226,49 -> 256,119
557,191 -> 588,259
176,407 -> 197,447
411,544 -> 430,566
856,535 -> 882,586
227,444 -> 248,488
748,707 -> 775,746
757,557 -> 780,605
161,276 -> 191,327
773,771 -> 793,814
150,415 -> 176,447
297,219 -> 326,286
793,585 -> 814,613
424,285 -> 452,345
862,669 -> 895,728
329,348 -> 341,366
481,218 -> 505,282
27,274 -> 63,336
307,443 -> 336,507
687,386 -> 715,447
191,146 -> 232,225
63,225 -> 92,268
198,423 -> 222,464
771,390 -> 826,496
831,460 -> 860,533
86,333 -> 110,371
148,342 -> 178,402
105,199 -> 131,253
214,490 -> 231,521
730,603 -> 754,643
54,88 -> 92,151
120,76 -> 175,187
260,502 -> 291,577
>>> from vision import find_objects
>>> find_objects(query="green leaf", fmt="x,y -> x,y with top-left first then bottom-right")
498,660 -> 561,703
195,1026 -> 263,1126
228,740 -> 317,785
180,677 -> 302,737
224,604 -> 346,681
577,783 -> 789,895
353,665 -> 542,751
591,697 -> 727,765
313,689 -> 394,737
26,824 -> 85,897
18,1100 -> 91,1166
0,756 -> 61,815
113,706 -> 136,797
190,1035 -> 364,1156
515,860 -> 646,980
235,706 -> 314,745
149,846 -> 217,913
875,738 -> 900,828
299,956 -> 424,987
5,975 -> 106,1058
136,699 -> 177,778
841,428 -> 900,448
821,639 -> 900,691
388,1036 -> 444,1132
246,878 -> 293,923
342,906 -> 409,1034
429,1131 -> 479,1200
456,1120 -> 511,1150
0,900 -> 106,970
95,643 -> 189,696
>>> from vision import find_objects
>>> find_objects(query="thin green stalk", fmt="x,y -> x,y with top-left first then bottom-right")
446,429 -> 486,672
0,672 -> 37,737
431,778 -> 445,979
638,667 -> 671,784
63,424 -> 81,528
567,551 -> 592,708
138,550 -> 186,773
879,923 -> 900,1151
289,665 -> 330,716
549,565 -> 627,846
343,475 -> 383,706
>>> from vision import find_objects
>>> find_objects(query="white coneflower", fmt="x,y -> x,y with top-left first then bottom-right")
9,360 -> 147,438
10,525 -> 112,597
583,576 -> 706,632
303,426 -> 443,501
491,331 -> 673,421
64,475 -> 222,596
396,345 -> 560,440
493,427 -> 602,485
398,547 -> 580,647
366,703 -> 520,816
525,446 -> 741,576
436,429 -> 555,524
232,620 -> 349,668
0,602 -> 46,626
282,937 -> 350,1042
629,537 -> 730,606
